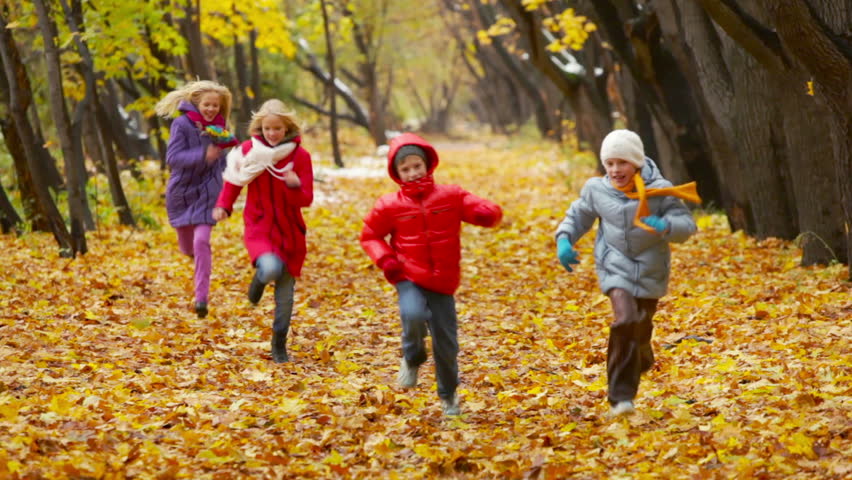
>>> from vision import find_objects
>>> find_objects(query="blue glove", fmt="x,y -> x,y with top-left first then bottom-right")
641,215 -> 669,234
557,238 -> 580,272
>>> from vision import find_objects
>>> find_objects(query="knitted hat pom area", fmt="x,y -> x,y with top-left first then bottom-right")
600,129 -> 645,169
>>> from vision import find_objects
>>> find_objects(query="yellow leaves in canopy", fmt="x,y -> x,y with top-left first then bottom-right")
201,0 -> 295,57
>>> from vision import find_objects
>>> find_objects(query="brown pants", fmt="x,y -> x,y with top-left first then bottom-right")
607,288 -> 658,405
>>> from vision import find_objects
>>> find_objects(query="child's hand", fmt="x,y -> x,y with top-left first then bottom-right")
283,170 -> 301,188
378,256 -> 405,284
557,238 -> 580,272
471,204 -> 501,227
205,144 -> 222,163
212,207 -> 228,222
641,215 -> 669,234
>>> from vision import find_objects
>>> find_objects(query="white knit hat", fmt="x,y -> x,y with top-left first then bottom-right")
600,129 -> 645,168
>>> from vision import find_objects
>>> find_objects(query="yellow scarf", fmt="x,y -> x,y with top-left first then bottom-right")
614,173 -> 702,233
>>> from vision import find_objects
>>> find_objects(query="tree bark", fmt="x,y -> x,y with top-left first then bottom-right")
654,0 -> 752,231
179,0 -> 213,80
34,0 -> 89,254
0,180 -> 21,234
695,0 -> 850,273
470,0 -> 555,137
763,0 -> 851,272
0,10 -> 73,254
500,0 -> 610,151
320,0 -> 343,167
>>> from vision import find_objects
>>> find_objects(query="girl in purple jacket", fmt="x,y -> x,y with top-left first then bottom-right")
155,80 -> 238,318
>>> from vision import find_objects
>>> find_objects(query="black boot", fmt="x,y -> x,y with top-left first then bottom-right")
195,302 -> 208,318
248,275 -> 264,305
271,331 -> 289,363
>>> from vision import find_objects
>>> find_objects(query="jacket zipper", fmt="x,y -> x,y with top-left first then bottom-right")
418,198 -> 434,271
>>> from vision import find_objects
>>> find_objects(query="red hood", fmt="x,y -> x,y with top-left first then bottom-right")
386,133 -> 439,184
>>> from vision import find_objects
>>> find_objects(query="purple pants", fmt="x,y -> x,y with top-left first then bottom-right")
175,224 -> 213,303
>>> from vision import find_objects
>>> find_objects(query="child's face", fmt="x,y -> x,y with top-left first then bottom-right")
198,92 -> 222,122
396,155 -> 427,183
604,158 -> 639,188
261,115 -> 288,146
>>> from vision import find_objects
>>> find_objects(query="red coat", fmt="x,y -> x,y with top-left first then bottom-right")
360,133 -> 502,294
216,136 -> 313,277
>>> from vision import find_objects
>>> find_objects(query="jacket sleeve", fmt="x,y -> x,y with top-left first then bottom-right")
460,189 -> 502,227
659,196 -> 697,243
166,118 -> 206,170
283,148 -> 314,207
360,197 -> 396,265
555,179 -> 598,244
215,181 -> 243,214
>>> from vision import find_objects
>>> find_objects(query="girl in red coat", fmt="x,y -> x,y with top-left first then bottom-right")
213,100 -> 313,363
360,133 -> 502,416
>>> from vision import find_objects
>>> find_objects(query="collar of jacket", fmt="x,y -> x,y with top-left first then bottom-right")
400,174 -> 435,198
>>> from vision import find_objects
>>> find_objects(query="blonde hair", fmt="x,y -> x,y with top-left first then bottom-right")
154,80 -> 233,122
248,99 -> 300,138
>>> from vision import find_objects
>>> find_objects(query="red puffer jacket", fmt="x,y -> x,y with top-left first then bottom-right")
360,133 -> 502,295
216,135 -> 313,277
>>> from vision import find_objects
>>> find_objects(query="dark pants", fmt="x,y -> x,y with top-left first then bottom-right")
255,253 -> 296,334
396,281 -> 459,401
606,288 -> 658,405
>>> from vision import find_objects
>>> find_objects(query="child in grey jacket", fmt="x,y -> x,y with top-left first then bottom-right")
555,129 -> 700,417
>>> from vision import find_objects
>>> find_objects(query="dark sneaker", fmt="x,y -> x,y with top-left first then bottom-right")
248,276 -> 264,305
397,358 -> 419,388
271,331 -> 289,363
441,393 -> 461,416
609,401 -> 635,418
195,302 -> 208,318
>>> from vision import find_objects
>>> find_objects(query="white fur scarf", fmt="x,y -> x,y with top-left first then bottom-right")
222,138 -> 297,187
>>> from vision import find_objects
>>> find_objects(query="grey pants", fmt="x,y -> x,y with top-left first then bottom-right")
606,288 -> 658,405
255,253 -> 296,334
396,281 -> 459,400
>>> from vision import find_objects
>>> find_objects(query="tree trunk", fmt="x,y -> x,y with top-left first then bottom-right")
94,100 -> 136,227
58,0 -> 137,228
179,0 -> 212,80
234,33 -> 252,132
34,0 -> 89,254
500,0 -> 610,150
0,11 -> 73,254
0,94 -> 44,232
761,0 -> 851,273
249,29 -> 262,110
320,0 -> 343,167
294,39 -> 371,130
471,0 -> 555,137
693,0 -> 851,275
0,180 -> 21,234
654,0 -> 752,231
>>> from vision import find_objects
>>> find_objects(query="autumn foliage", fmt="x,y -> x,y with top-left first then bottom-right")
1,138 -> 849,478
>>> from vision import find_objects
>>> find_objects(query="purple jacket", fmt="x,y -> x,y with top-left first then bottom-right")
165,101 -> 227,227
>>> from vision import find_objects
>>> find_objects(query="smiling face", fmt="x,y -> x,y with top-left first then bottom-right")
198,92 -> 222,122
261,115 -> 288,146
396,155 -> 428,183
603,157 -> 639,188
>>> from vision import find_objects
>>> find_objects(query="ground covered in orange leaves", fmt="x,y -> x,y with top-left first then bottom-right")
1,136 -> 849,479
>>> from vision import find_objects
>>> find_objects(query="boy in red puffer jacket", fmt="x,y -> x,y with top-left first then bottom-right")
360,133 -> 502,416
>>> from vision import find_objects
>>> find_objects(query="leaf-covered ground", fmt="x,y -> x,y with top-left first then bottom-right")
1,135 -> 849,479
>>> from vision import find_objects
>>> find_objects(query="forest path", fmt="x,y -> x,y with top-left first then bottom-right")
0,137 -> 849,477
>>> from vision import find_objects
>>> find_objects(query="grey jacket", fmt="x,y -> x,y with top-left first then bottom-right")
555,158 -> 696,299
